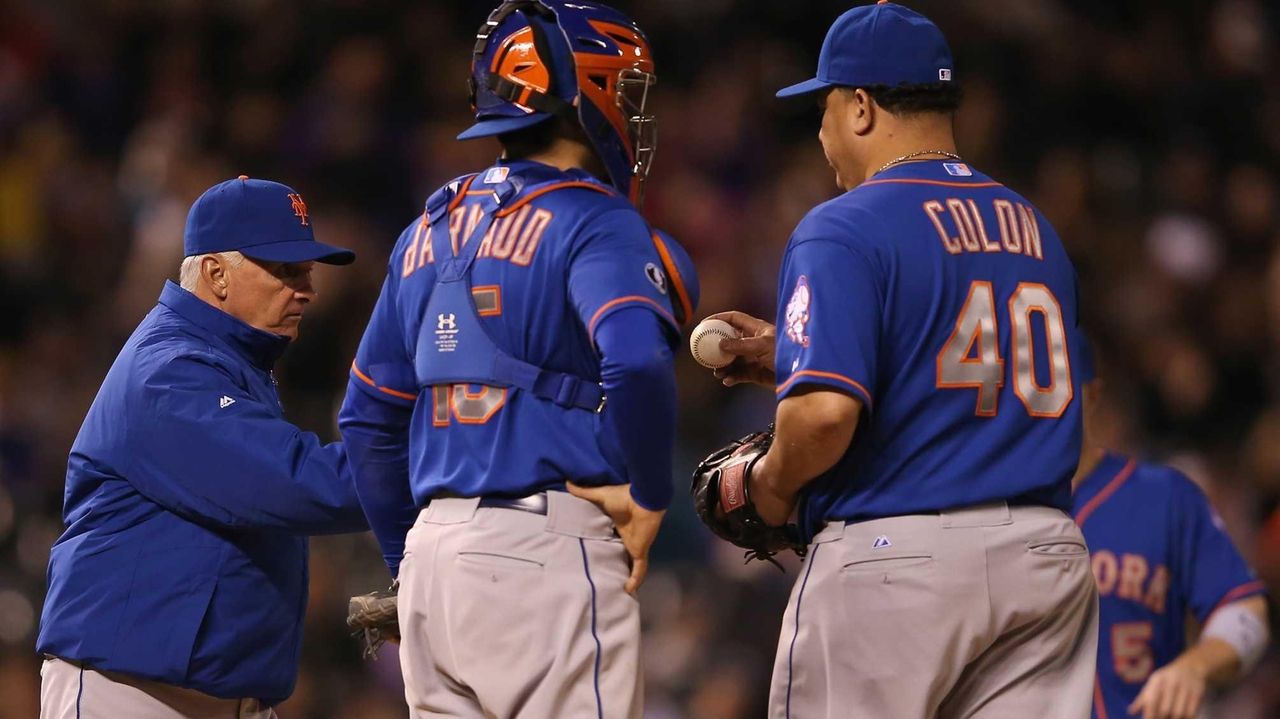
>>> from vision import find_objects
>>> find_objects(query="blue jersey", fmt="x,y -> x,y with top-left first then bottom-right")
347,159 -> 677,504
1073,453 -> 1266,719
775,161 -> 1083,531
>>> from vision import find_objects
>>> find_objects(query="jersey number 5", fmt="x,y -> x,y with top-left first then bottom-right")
937,281 -> 1072,417
1112,621 -> 1154,683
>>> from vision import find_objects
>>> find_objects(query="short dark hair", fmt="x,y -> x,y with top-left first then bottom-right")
497,115 -> 608,180
497,117 -> 563,160
860,82 -> 963,117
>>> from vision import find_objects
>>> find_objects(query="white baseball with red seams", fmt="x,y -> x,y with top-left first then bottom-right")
689,318 -> 739,369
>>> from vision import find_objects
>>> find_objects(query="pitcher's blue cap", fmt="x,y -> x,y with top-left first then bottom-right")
776,1 -> 954,98
183,176 -> 355,265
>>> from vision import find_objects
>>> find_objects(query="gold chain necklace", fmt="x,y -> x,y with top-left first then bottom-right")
874,150 -> 962,176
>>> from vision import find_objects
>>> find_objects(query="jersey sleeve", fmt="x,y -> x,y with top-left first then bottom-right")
349,222 -> 422,407
340,219 -> 424,575
594,306 -> 676,510
774,235 -> 882,409
1170,472 -> 1267,623
568,205 -> 679,346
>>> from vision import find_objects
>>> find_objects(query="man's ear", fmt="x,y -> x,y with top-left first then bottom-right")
203,256 -> 230,300
850,88 -> 876,136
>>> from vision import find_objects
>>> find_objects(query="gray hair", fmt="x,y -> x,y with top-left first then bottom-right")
179,251 -> 245,291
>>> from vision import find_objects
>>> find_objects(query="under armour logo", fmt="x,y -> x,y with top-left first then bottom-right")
437,313 -> 457,330
287,193 -> 309,226
219,395 -> 236,409
872,535 -> 891,549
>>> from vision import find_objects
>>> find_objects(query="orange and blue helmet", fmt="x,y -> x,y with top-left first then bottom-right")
461,0 -> 657,205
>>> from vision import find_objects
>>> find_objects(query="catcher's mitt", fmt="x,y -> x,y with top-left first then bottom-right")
347,580 -> 399,660
691,426 -> 806,567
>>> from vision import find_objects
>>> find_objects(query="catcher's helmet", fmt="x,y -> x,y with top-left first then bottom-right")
461,0 -> 657,205
651,229 -> 698,328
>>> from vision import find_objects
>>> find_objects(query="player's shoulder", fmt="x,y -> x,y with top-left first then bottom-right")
1125,456 -> 1206,503
473,165 -> 641,241
392,213 -> 429,251
519,172 -> 635,223
790,191 -> 888,254
525,176 -> 651,248
127,325 -> 236,389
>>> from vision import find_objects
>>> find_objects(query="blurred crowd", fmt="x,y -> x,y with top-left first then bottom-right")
1,0 -> 1279,716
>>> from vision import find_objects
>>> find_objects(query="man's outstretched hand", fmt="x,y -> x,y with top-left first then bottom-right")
708,311 -> 777,387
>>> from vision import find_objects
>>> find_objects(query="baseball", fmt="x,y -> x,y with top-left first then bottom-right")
689,318 -> 740,369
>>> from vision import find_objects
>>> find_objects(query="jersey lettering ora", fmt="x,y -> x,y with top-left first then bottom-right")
349,160 -> 677,502
776,161 -> 1084,533
1073,453 -> 1266,719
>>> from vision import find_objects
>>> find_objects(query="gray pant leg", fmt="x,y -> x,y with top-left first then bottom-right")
938,507 -> 1098,719
40,658 -> 275,719
400,494 -> 641,719
768,503 -> 1097,719
768,514 -> 986,718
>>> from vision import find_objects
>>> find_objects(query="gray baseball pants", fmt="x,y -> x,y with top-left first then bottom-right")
40,658 -> 275,718
397,492 -> 642,718
769,501 -> 1099,719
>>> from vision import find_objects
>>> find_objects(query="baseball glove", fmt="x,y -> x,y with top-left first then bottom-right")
691,426 -> 806,567
347,580 -> 399,660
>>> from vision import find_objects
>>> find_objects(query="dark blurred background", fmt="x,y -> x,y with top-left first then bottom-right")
2,0 -> 1279,717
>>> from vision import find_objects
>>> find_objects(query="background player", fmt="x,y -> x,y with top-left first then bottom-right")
710,3 -> 1097,717
337,1 -> 693,717
1073,340 -> 1270,719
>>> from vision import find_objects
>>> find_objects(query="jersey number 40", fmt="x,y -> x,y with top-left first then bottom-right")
936,281 -> 1072,418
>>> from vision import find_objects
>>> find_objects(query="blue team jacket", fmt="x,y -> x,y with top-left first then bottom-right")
36,281 -> 367,704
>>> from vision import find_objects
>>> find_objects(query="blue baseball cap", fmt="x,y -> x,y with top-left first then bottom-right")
776,1 -> 954,98
183,176 -> 355,265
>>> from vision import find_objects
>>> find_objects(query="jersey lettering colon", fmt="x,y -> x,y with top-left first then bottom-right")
1073,453 -> 1266,719
349,160 -> 676,502
774,162 -> 1083,533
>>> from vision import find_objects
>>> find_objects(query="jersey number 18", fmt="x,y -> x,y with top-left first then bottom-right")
937,281 -> 1072,418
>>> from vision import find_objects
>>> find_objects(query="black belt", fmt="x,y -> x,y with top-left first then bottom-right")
477,492 -> 548,515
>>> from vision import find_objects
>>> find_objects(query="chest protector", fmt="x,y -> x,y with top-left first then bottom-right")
414,173 -> 608,412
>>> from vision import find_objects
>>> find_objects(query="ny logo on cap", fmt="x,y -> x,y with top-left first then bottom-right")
287,193 -> 309,227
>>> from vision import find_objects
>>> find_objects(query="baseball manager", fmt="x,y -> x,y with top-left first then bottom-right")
37,176 -> 368,718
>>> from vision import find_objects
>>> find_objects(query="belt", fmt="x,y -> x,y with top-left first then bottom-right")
477,492 -> 548,515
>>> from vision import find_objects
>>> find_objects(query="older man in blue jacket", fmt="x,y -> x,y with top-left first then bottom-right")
37,176 -> 369,718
